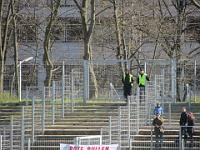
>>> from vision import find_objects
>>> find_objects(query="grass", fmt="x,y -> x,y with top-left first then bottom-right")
0,92 -> 20,104
0,92 -> 200,104
0,92 -> 29,106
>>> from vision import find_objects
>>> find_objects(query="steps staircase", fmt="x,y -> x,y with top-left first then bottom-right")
31,102 -> 126,149
132,103 -> 200,150
1,102 -> 200,150
0,103 -> 22,126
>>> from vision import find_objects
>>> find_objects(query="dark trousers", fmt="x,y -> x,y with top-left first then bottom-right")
188,128 -> 194,146
155,132 -> 163,147
123,86 -> 132,99
139,86 -> 145,103
180,125 -> 188,140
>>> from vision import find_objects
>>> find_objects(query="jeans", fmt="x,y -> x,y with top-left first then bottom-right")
155,132 -> 163,147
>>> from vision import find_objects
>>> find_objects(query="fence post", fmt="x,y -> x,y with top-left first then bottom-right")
26,86 -> 28,106
182,139 -> 185,150
109,116 -> 111,145
71,69 -> 74,112
118,106 -> 121,149
62,61 -> 65,117
154,75 -> 157,100
83,61 -> 88,103
52,81 -> 55,125
3,126 -> 5,149
168,103 -> 171,125
179,127 -> 182,150
148,104 -> 152,125
28,138 -> 31,150
42,87 -> 45,134
194,60 -> 196,103
32,97 -> 35,144
161,67 -> 165,106
150,126 -> 153,150
21,106 -> 25,150
136,87 -> 139,134
0,135 -> 2,150
10,116 -> 13,150
128,96 -> 130,142
129,138 -> 132,150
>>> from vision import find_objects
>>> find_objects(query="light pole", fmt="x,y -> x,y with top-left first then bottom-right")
19,56 -> 33,102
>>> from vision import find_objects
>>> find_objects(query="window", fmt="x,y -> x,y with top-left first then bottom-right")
52,22 -> 82,42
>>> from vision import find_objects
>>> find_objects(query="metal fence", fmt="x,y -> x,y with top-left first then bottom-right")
1,59 -> 200,149
2,59 -> 200,103
0,96 -> 199,150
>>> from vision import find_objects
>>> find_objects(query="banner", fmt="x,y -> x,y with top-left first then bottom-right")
60,144 -> 119,150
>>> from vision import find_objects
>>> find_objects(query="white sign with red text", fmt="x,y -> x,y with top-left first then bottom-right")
60,144 -> 119,150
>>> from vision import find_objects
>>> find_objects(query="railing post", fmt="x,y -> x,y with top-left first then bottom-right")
150,126 -> 153,150
71,69 -> 74,112
28,138 -> 31,150
62,61 -> 65,117
118,106 -> 121,149
161,67 -> 165,106
182,139 -> 185,150
179,126 -> 182,150
26,86 -> 28,106
10,116 -> 13,150
21,106 -> 25,150
42,87 -> 45,134
194,60 -> 196,103
129,138 -> 132,150
136,87 -> 139,134
128,96 -> 130,142
109,116 -> 111,145
168,103 -> 171,125
0,135 -> 2,150
148,104 -> 152,125
154,75 -> 157,100
52,81 -> 55,125
32,97 -> 35,144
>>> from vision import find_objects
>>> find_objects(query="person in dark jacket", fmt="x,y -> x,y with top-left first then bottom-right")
122,69 -> 134,100
187,112 -> 195,147
179,107 -> 188,140
137,70 -> 150,103
152,113 -> 164,148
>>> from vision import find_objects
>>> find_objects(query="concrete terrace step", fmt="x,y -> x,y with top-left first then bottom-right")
139,129 -> 200,136
45,124 -> 108,129
44,128 -> 101,135
133,134 -> 200,140
64,112 -> 118,116
53,121 -> 109,125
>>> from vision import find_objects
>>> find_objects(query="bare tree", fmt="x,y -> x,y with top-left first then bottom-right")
43,0 -> 61,87
0,0 -> 12,93
73,0 -> 98,98
191,0 -> 200,8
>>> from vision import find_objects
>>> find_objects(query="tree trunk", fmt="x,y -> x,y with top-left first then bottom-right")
43,0 -> 60,88
0,0 -> 12,94
74,0 -> 98,99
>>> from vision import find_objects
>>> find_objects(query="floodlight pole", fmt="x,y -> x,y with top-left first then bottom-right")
19,57 -> 33,102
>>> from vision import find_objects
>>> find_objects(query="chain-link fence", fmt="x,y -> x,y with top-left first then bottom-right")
1,59 -> 200,150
